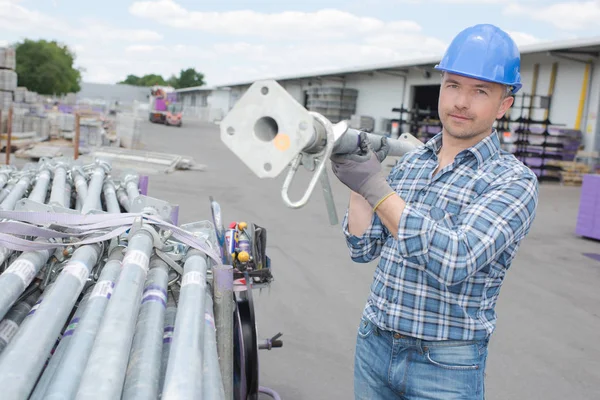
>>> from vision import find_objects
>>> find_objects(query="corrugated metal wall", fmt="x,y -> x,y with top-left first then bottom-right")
78,82 -> 149,105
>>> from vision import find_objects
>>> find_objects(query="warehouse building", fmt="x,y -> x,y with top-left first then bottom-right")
177,35 -> 600,179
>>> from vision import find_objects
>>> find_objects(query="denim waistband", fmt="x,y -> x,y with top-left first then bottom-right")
368,319 -> 489,351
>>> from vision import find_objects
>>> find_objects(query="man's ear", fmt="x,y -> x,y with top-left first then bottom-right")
496,95 -> 514,119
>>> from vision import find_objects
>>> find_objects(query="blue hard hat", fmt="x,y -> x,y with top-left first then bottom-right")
435,24 -> 522,94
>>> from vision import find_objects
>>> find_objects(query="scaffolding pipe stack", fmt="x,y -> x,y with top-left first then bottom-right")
0,156 -> 242,400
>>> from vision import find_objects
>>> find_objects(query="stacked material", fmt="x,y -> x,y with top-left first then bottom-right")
117,112 -> 142,149
0,47 -> 16,70
545,160 -> 591,186
306,86 -> 358,123
13,87 -> 26,103
0,46 -> 16,121
0,70 -> 17,92
0,157 -> 231,400
513,125 -> 583,180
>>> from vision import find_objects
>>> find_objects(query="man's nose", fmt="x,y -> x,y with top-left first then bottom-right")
454,90 -> 470,109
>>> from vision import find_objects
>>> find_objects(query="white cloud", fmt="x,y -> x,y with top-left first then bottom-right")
129,2 -> 422,40
506,31 -> 543,46
126,1 -> 452,85
504,1 -> 600,30
0,1 -> 162,42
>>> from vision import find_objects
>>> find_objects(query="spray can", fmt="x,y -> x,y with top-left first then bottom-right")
237,222 -> 251,254
224,222 -> 238,257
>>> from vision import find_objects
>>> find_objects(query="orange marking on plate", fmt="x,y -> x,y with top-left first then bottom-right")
273,133 -> 291,151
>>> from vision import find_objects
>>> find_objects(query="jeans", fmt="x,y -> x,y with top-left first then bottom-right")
354,316 -> 488,400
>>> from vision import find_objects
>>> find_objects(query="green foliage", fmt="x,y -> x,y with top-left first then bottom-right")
118,68 -> 205,89
119,74 -> 167,87
175,68 -> 205,89
14,39 -> 82,95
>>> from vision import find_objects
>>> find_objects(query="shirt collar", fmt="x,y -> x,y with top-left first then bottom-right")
424,130 -> 501,166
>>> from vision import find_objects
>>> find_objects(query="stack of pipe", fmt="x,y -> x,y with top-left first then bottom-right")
0,157 -> 233,400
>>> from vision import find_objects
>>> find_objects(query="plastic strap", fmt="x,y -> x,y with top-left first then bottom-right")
0,211 -> 221,263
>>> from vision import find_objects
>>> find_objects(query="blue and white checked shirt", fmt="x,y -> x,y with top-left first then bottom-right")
342,130 -> 539,341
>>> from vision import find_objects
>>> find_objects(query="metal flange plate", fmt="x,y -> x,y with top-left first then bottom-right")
220,80 -> 315,179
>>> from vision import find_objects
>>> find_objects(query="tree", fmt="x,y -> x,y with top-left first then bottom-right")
119,74 -> 167,86
118,68 -> 205,88
14,39 -> 82,95
176,68 -> 204,89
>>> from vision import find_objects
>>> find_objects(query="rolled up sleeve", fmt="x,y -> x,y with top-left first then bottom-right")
396,172 -> 539,286
342,209 -> 388,263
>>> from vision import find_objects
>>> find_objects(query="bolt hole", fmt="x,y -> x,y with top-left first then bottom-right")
261,87 -> 269,95
254,117 -> 278,142
227,126 -> 235,135
264,163 -> 272,172
299,121 -> 308,130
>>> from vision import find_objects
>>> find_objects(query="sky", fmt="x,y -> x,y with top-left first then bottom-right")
1,0 -> 600,87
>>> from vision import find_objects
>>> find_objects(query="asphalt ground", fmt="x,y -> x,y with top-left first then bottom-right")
138,118 -> 600,400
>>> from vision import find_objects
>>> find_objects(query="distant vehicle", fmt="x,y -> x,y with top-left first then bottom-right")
165,102 -> 183,127
148,85 -> 182,126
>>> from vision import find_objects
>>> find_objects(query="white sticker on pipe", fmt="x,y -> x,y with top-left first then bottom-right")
181,271 -> 205,288
63,261 -> 89,289
90,280 -> 115,299
123,250 -> 150,273
0,319 -> 19,343
5,259 -> 37,287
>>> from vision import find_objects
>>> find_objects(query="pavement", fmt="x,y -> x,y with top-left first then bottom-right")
137,118 -> 600,400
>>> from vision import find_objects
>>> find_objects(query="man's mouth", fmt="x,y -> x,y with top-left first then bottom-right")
449,114 -> 471,120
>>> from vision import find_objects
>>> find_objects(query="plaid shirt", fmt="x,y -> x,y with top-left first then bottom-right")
342,131 -> 539,341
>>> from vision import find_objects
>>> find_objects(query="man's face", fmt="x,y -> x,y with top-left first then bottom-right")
438,73 -> 514,141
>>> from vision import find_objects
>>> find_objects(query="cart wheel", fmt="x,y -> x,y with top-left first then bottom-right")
233,288 -> 259,400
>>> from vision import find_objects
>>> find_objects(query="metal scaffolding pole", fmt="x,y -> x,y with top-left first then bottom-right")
0,243 -> 102,399
29,290 -> 92,400
203,290 -> 226,400
122,257 -> 169,400
0,245 -> 53,321
214,264 -> 235,399
162,250 -> 209,400
76,228 -> 154,400
159,304 -> 177,395
0,289 -> 41,354
49,162 -> 68,207
39,246 -> 124,400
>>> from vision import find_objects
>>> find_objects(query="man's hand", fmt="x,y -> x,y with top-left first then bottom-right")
330,132 -> 395,209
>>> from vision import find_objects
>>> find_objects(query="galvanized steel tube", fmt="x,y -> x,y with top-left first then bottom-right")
162,250 -> 208,400
0,289 -> 41,354
72,169 -> 88,212
117,186 -> 131,212
0,245 -> 53,321
102,180 -> 120,214
203,290 -> 226,400
159,305 -> 177,394
122,257 -> 169,400
81,163 -> 109,214
76,229 -> 154,400
40,248 -> 124,400
0,243 -> 101,399
28,167 -> 52,203
0,175 -> 31,211
214,264 -> 235,399
29,290 -> 92,400
49,164 -> 68,207
0,183 -> 15,204
125,173 -> 140,207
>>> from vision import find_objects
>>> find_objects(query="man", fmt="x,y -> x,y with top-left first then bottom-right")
330,24 -> 539,399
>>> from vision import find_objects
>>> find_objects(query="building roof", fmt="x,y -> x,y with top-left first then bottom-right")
178,35 -> 600,93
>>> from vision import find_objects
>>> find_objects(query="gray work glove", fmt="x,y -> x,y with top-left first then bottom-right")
330,132 -> 395,209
